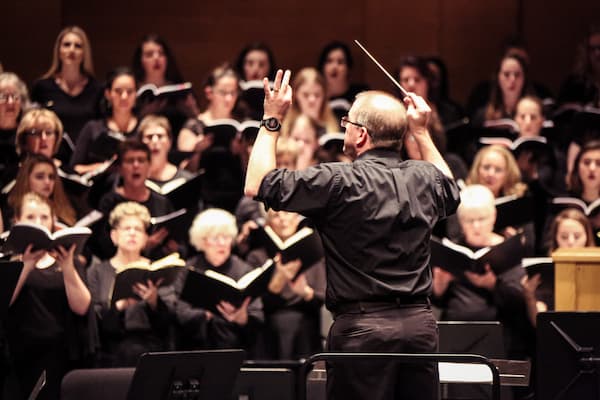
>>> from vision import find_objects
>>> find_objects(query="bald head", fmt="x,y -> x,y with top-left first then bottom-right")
351,91 -> 408,147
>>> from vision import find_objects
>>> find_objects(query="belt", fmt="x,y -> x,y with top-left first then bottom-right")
331,296 -> 430,318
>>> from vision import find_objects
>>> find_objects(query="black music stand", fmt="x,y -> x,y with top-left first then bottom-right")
438,321 -> 506,399
126,349 -> 245,400
437,321 -> 505,358
537,312 -> 600,400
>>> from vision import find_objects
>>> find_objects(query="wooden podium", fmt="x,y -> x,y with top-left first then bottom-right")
552,247 -> 600,311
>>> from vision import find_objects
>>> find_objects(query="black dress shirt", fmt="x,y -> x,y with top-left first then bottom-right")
256,147 -> 460,310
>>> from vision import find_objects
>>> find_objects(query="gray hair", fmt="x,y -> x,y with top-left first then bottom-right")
0,72 -> 30,110
189,208 -> 238,251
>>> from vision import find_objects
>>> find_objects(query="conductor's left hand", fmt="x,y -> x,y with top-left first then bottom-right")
263,69 -> 292,121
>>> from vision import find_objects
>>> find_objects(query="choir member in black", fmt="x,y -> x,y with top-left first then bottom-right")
558,24 -> 600,108
70,67 -> 139,175
522,208 -> 595,327
87,202 -> 175,367
6,192 -> 91,400
424,56 -> 465,128
14,108 -> 63,165
5,154 -> 77,230
234,42 -> 277,120
280,68 -> 338,137
0,72 -> 29,188
177,63 -> 246,211
472,52 -> 533,127
235,42 -> 276,82
246,70 -> 459,400
246,209 -> 325,360
132,34 -> 197,137
93,139 -> 175,260
397,57 -> 447,155
139,114 -> 193,188
234,136 -> 299,257
432,185 -> 534,363
3,109 -> 73,220
317,41 -> 369,115
160,208 -> 263,353
30,26 -> 103,162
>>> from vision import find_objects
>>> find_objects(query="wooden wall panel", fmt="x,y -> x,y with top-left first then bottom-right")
523,0 -> 600,97
1,0 -> 598,111
0,0 -> 62,84
439,0 -> 519,104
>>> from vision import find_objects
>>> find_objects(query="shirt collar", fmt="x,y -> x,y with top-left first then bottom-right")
356,147 -> 403,164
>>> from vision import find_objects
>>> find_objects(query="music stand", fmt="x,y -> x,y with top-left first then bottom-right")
537,312 -> 600,400
438,321 -> 506,399
437,321 -> 505,358
126,349 -> 245,400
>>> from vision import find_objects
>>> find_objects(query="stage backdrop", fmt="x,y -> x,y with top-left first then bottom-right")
1,0 -> 599,106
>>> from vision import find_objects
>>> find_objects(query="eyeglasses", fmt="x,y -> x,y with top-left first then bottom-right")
122,156 -> 149,165
0,93 -> 21,103
340,116 -> 364,129
116,225 -> 146,234
204,234 -> 233,245
24,129 -> 57,138
142,133 -> 169,142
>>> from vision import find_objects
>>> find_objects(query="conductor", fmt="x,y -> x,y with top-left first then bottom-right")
245,69 -> 460,400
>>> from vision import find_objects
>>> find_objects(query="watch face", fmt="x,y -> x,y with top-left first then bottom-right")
263,118 -> 281,131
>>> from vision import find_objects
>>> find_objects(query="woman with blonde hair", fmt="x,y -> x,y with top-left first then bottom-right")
15,108 -> 64,161
87,201 -> 175,366
31,26 -> 103,161
7,192 -> 91,399
466,144 -> 527,198
281,67 -> 338,137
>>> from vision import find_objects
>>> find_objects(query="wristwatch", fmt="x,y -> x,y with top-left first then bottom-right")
260,117 -> 282,132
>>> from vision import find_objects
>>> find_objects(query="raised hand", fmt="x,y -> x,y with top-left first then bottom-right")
263,69 -> 292,121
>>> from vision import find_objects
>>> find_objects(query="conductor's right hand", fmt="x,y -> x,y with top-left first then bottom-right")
403,92 -> 431,133
263,69 -> 292,121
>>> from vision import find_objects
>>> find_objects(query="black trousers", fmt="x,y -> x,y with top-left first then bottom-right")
326,304 -> 440,400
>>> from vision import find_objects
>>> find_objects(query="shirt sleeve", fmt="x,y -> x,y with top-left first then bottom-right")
433,168 -> 461,218
255,165 -> 341,217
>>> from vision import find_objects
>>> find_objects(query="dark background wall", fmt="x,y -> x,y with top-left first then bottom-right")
1,0 -> 599,105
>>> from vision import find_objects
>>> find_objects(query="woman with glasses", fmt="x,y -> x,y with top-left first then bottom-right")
87,201 -> 175,367
138,114 -> 193,189
177,63 -> 245,155
30,26 -> 103,163
70,67 -> 139,175
177,63 -> 247,211
0,72 -> 30,179
161,208 -> 263,352
15,108 -> 64,163
431,184 -> 534,398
